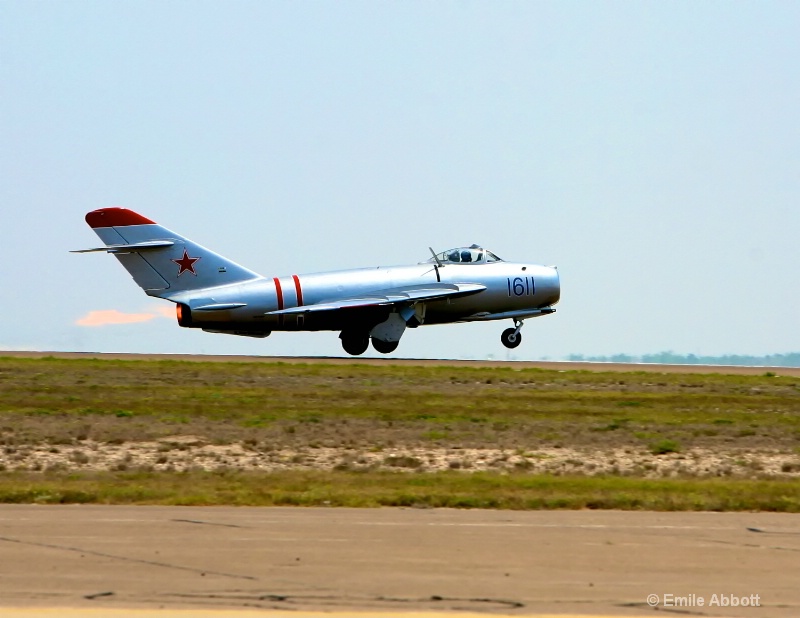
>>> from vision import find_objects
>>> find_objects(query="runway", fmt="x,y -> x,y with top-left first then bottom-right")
1,506 -> 798,617
3,351 -> 800,376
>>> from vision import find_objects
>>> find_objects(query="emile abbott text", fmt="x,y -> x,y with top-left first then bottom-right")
661,593 -> 761,607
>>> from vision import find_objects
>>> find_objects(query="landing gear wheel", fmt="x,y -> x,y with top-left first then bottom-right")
371,338 -> 399,354
501,327 -> 522,349
340,332 -> 369,356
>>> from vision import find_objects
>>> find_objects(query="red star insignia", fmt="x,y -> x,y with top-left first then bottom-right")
171,249 -> 200,276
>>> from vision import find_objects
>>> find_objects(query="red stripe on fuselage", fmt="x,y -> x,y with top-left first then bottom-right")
292,275 -> 303,306
273,277 -> 284,310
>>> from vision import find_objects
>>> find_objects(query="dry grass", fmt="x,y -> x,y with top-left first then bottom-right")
0,356 -> 799,509
2,357 -> 799,449
0,469 -> 797,511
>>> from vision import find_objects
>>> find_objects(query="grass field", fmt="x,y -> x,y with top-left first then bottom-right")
1,356 -> 799,510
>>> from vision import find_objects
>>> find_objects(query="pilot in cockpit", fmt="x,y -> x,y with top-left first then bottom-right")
428,245 -> 501,265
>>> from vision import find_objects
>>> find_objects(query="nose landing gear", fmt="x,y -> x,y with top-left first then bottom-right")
501,320 -> 524,349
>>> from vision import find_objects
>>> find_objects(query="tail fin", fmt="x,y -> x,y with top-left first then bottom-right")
74,207 -> 261,297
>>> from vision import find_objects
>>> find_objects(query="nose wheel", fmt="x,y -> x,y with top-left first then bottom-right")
501,320 -> 523,349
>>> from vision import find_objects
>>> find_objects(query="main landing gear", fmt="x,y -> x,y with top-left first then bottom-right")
339,331 -> 400,355
340,331 -> 369,356
371,338 -> 398,354
501,320 -> 524,349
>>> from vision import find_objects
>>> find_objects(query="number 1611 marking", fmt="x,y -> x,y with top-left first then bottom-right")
507,276 -> 535,297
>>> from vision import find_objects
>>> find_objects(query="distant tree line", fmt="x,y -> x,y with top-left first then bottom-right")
566,352 -> 800,367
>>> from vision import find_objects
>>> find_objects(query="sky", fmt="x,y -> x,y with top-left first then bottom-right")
1,1 -> 798,360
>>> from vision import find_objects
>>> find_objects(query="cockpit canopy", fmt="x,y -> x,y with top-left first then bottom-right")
426,244 -> 503,265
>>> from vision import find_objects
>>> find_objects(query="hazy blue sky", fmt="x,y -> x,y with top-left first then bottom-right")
1,1 -> 798,360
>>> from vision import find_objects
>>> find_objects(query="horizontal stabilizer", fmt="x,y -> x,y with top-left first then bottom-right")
266,283 -> 486,316
71,240 -> 175,253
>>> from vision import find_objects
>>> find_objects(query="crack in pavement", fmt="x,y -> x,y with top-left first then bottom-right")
747,526 -> 800,536
171,518 -> 246,528
703,537 -> 800,553
166,591 -> 525,611
0,536 -> 257,581
84,591 -> 114,600
618,601 -> 708,616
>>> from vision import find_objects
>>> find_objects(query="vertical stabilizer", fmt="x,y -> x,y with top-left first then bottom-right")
77,207 -> 262,296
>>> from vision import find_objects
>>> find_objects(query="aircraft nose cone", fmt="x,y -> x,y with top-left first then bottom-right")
544,266 -> 560,306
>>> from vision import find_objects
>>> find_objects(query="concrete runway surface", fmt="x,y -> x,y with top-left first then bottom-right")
1,506 -> 798,617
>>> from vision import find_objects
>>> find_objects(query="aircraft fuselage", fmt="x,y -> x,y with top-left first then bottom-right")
168,262 -> 560,334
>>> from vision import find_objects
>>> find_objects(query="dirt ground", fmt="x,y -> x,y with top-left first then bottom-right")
4,437 -> 800,480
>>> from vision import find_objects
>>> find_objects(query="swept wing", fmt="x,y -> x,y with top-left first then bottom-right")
265,283 -> 486,316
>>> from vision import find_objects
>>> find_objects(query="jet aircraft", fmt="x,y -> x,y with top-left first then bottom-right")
74,208 -> 560,355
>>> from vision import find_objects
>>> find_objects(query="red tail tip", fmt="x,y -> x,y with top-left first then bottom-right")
86,208 -> 155,228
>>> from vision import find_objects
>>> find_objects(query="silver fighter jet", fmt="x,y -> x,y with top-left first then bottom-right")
75,208 -> 560,355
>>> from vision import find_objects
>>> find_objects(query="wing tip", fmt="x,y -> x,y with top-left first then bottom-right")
86,207 -> 156,229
